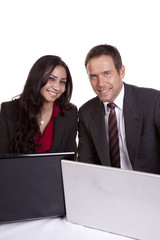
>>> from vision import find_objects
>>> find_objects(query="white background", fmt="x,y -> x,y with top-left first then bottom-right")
0,0 -> 160,108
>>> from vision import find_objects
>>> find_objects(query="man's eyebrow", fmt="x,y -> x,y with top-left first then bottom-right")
103,70 -> 112,73
89,73 -> 97,76
88,70 -> 112,76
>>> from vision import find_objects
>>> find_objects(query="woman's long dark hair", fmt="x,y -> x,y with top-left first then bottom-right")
10,55 -> 73,153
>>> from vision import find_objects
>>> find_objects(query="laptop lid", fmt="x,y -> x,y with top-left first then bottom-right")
0,152 -> 75,223
61,160 -> 160,240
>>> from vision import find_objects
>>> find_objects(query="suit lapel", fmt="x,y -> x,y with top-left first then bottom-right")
123,84 -> 143,167
49,114 -> 65,152
89,98 -> 111,166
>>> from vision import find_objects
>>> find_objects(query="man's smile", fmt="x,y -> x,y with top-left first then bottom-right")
97,88 -> 111,94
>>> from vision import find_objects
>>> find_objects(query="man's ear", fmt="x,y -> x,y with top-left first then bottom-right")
120,65 -> 125,79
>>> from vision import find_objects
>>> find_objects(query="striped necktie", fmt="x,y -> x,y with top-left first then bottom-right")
107,103 -> 120,168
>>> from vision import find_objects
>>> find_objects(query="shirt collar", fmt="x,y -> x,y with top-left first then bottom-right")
103,83 -> 124,114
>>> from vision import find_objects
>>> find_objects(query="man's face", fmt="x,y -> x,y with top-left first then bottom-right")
86,55 -> 125,102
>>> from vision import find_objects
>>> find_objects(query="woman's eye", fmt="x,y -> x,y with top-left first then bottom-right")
60,80 -> 66,85
49,76 -> 54,81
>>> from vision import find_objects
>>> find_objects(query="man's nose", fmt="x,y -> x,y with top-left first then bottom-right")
97,75 -> 106,86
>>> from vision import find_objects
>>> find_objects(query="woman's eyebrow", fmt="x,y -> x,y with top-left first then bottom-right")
50,74 -> 67,80
50,74 -> 57,78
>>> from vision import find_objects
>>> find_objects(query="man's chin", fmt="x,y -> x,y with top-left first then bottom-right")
97,95 -> 110,102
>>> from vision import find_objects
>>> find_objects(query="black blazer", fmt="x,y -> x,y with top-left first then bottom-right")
0,99 -> 78,154
78,83 -> 160,174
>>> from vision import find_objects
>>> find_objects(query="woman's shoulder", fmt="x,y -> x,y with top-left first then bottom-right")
67,103 -> 78,113
61,103 -> 78,119
0,98 -> 20,119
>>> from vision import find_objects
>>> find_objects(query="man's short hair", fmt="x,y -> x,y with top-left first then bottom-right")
85,44 -> 123,73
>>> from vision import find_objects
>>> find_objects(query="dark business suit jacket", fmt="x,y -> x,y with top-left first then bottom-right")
0,99 -> 78,154
78,83 -> 160,174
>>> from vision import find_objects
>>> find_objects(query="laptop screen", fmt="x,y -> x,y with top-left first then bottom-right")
61,160 -> 160,240
0,152 -> 75,223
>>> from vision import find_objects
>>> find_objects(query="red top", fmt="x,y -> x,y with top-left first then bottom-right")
35,103 -> 60,153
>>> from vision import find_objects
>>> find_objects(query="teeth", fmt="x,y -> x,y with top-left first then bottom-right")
99,89 -> 110,93
48,91 -> 56,96
101,90 -> 107,92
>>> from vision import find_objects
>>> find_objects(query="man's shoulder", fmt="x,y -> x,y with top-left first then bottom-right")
124,82 -> 160,94
79,97 -> 104,122
124,82 -> 160,100
79,97 -> 100,112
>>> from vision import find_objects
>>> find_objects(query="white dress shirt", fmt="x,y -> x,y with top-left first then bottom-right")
103,84 -> 132,170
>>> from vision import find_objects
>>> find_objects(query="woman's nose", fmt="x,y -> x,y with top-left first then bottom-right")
52,81 -> 60,90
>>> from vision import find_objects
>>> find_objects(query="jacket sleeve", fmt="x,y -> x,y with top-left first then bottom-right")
155,94 -> 160,134
77,107 -> 101,164
0,103 -> 10,153
64,106 -> 78,153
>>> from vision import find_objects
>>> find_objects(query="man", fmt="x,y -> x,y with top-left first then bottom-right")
78,44 -> 160,174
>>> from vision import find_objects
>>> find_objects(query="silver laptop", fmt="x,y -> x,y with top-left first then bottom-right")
61,160 -> 160,240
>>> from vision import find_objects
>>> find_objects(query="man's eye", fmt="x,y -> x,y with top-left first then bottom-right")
90,75 -> 97,79
104,72 -> 110,76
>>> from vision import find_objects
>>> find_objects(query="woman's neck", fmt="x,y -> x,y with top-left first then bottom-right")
38,102 -> 54,133
41,101 -> 54,116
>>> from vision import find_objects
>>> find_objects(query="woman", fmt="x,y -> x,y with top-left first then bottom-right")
0,55 -> 78,154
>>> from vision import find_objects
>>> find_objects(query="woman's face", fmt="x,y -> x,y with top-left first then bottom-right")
40,65 -> 67,103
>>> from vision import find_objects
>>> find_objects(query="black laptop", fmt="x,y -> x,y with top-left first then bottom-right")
0,152 -> 75,223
